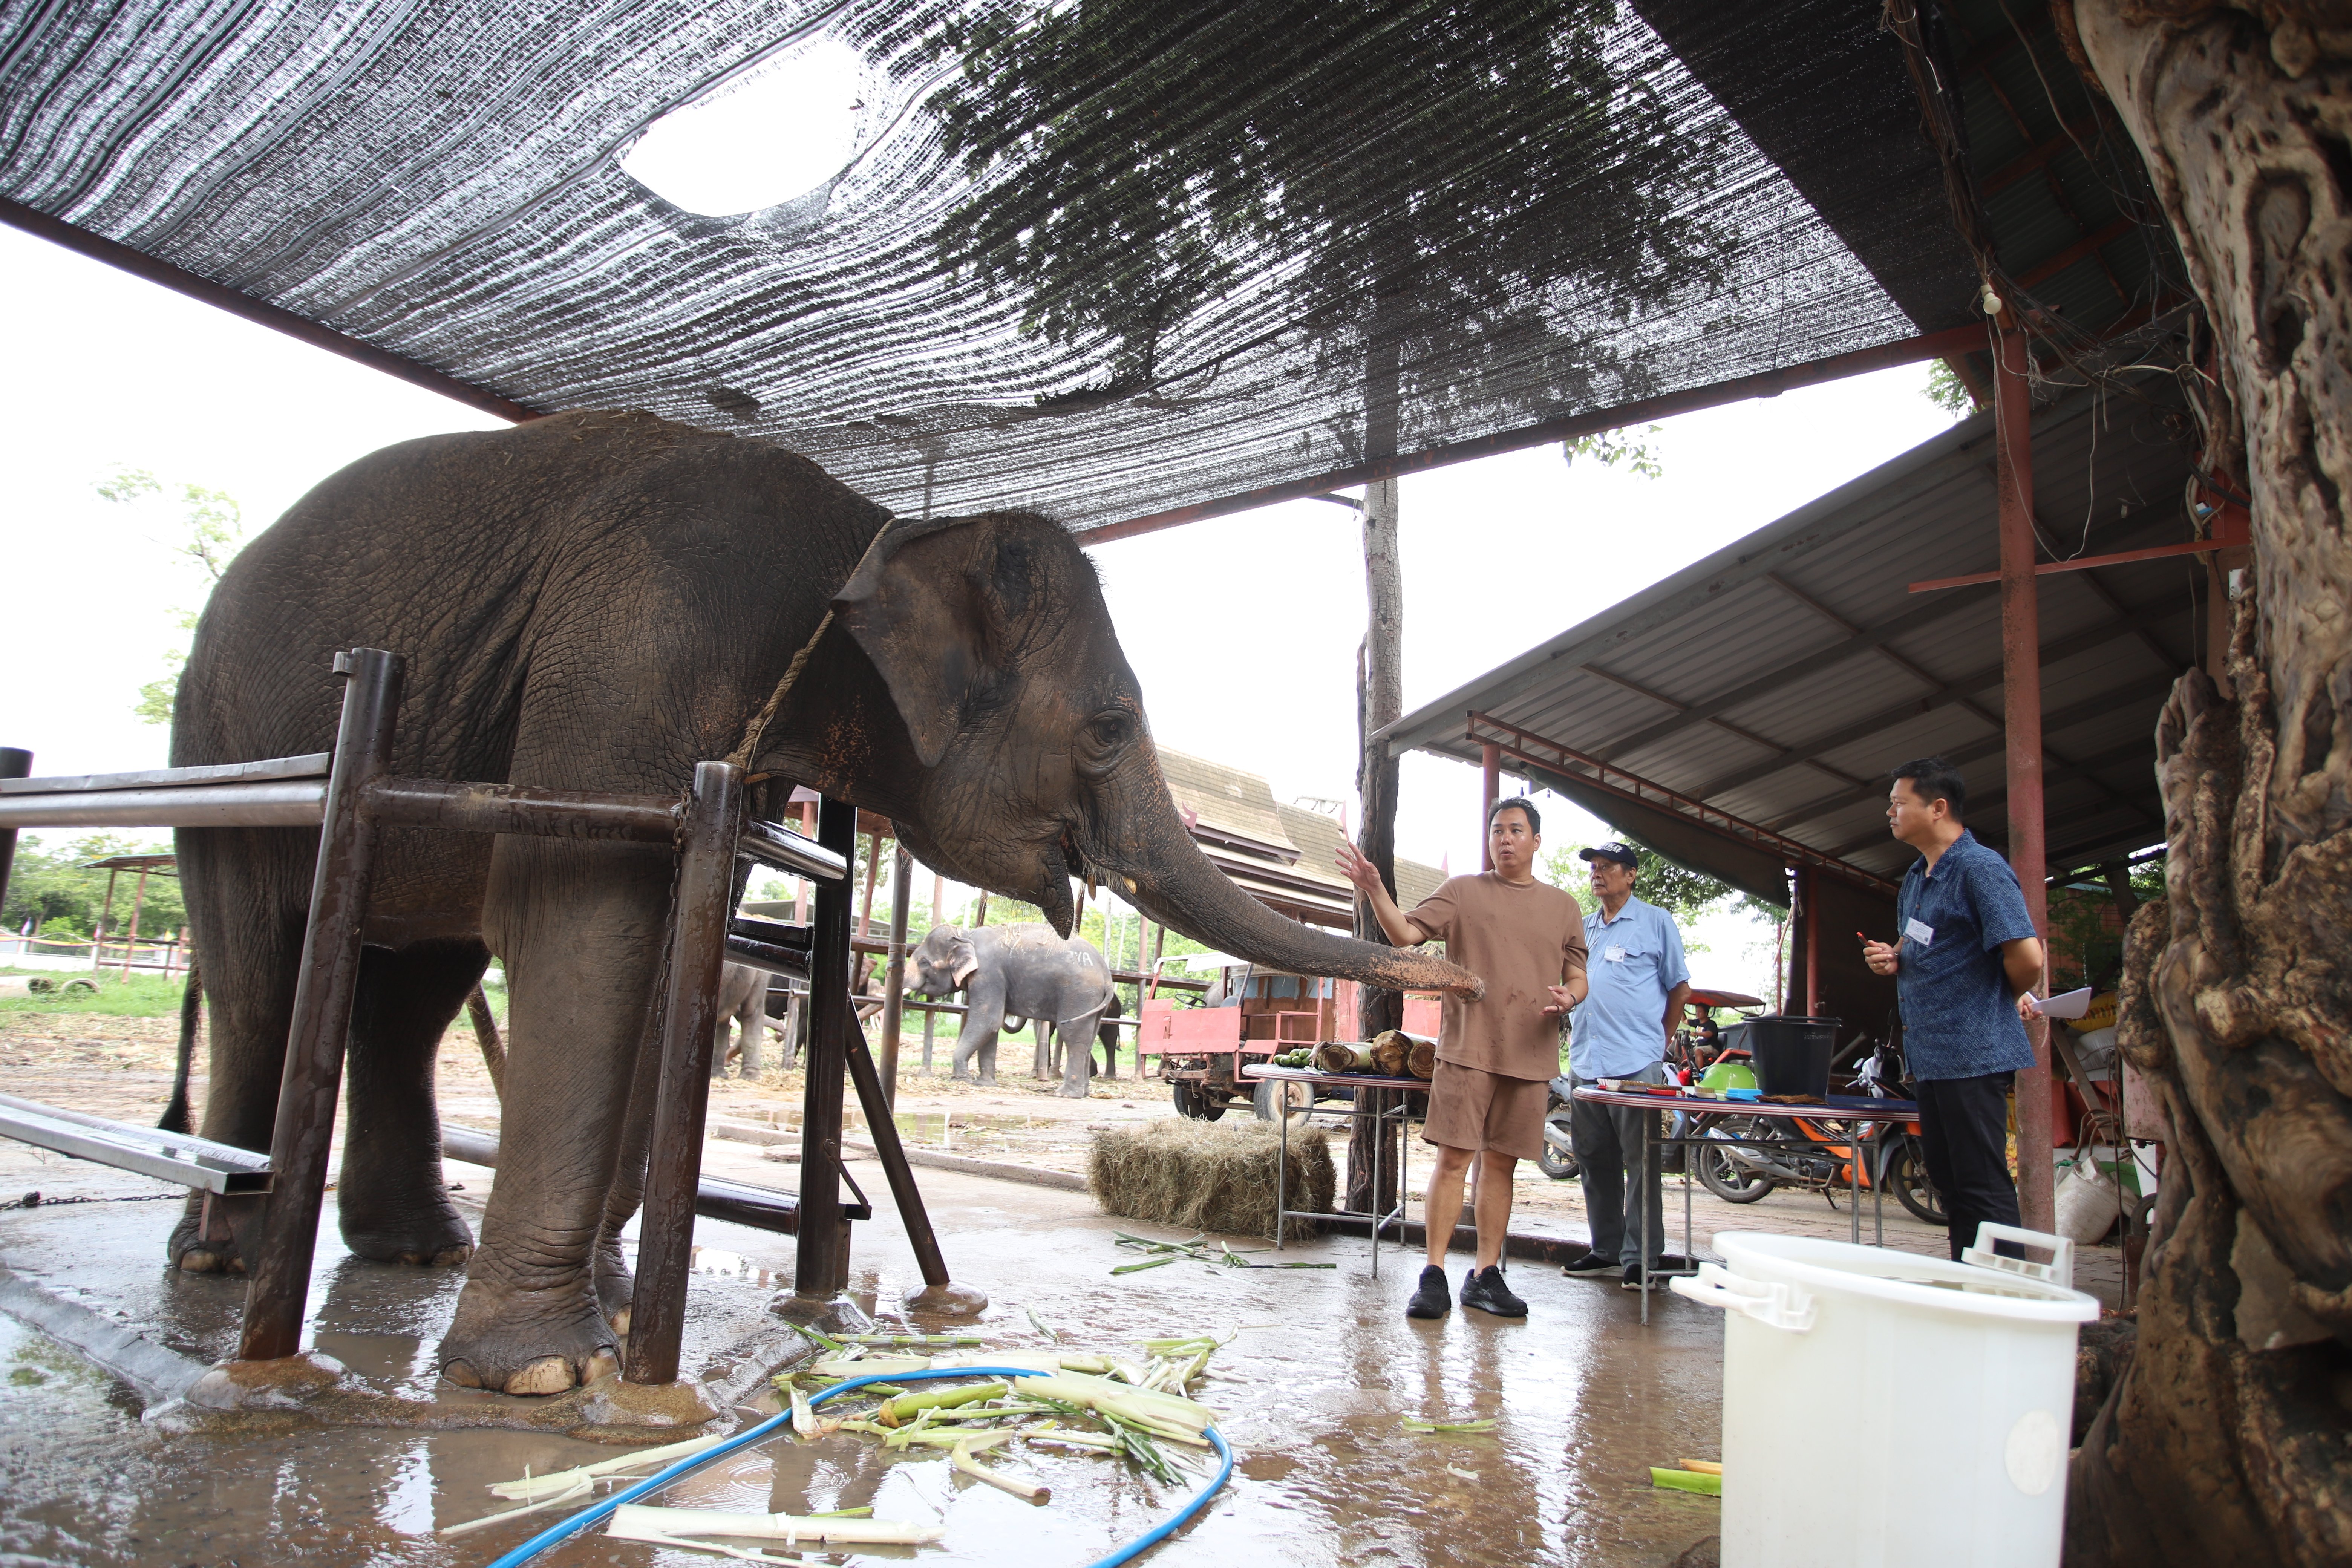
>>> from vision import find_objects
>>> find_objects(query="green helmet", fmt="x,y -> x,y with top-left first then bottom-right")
1698,1058 -> 1758,1092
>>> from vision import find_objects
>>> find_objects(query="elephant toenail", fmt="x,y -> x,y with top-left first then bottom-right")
583,1349 -> 620,1384
611,1309 -> 632,1336
441,1359 -> 485,1389
507,1356 -> 576,1396
179,1250 -> 218,1273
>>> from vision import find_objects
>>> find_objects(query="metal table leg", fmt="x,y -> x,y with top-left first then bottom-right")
1275,1090 -> 1289,1252
1848,1121 -> 1861,1246
1370,1090 -> 1380,1279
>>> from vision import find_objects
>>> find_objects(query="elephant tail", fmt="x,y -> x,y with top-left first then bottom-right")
159,959 -> 201,1135
1098,989 -> 1123,1050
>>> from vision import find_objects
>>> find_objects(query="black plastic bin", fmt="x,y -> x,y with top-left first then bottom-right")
1748,1015 -> 1841,1098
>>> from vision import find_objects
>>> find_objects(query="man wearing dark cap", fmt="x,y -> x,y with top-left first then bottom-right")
1339,797 -> 1588,1321
1562,841 -> 1692,1290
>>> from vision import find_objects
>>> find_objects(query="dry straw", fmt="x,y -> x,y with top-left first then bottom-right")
1088,1118 -> 1334,1240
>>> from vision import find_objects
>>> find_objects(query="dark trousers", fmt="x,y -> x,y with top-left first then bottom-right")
1914,1072 -> 2023,1261
1570,1064 -> 1666,1267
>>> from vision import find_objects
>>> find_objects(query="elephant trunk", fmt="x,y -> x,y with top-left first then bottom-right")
1081,750 -> 1480,997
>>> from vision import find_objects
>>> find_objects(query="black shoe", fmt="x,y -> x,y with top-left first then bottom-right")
1406,1265 -> 1452,1319
1559,1244 -> 1618,1279
1460,1265 -> 1528,1318
1620,1263 -> 1666,1291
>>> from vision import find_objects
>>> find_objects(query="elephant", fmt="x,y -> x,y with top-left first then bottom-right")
709,962 -> 767,1077
169,408 -> 1474,1395
906,922 -> 1116,1095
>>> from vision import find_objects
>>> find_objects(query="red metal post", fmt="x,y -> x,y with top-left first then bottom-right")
1801,865 -> 1820,1018
1997,326 -> 2055,1234
1480,742 -> 1501,873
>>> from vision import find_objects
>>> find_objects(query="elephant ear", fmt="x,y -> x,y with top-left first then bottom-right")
949,932 -> 978,988
834,513 -> 1048,768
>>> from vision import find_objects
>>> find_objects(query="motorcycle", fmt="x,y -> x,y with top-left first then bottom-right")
1688,1040 -> 1947,1226
1538,1075 -> 1580,1180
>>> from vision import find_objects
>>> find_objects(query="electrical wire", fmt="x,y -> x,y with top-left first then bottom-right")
476,1364 -> 1233,1568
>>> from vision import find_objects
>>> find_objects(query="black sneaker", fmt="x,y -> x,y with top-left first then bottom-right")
1621,1263 -> 1666,1291
1460,1265 -> 1528,1318
1406,1265 -> 1452,1319
1559,1244 -> 1618,1279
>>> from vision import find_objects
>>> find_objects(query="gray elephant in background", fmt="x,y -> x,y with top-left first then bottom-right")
710,963 -> 770,1077
908,923 -> 1115,1096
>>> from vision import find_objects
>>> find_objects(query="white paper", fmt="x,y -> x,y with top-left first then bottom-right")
1903,918 -> 1935,947
2039,986 -> 2095,1020
1605,945 -> 1627,963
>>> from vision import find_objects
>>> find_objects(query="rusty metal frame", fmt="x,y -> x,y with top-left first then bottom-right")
1464,712 -> 1897,895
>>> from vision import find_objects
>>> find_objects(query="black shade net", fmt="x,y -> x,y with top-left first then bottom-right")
2,0 -> 1968,531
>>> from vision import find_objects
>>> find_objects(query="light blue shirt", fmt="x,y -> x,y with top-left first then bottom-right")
1569,895 -> 1690,1079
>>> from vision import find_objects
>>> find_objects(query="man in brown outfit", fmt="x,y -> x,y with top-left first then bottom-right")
1338,796 -> 1588,1319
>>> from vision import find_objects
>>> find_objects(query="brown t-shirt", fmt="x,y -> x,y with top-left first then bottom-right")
1405,873 -> 1589,1081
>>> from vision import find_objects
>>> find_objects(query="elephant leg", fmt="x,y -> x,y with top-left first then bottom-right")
439,841 -> 665,1395
737,996 -> 763,1075
1060,1009 -> 1106,1098
167,825 -> 308,1275
1033,1019 -> 1052,1081
954,992 -> 1004,1084
337,938 -> 487,1266
590,1010 -> 665,1336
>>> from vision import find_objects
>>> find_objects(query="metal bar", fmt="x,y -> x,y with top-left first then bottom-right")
0,199 -> 542,425
237,648 -> 401,1363
878,844 -> 911,1107
0,753 -> 331,795
0,1093 -> 273,1194
840,1028 -> 951,1287
1907,537 -> 2229,594
0,779 -> 326,829
437,1124 -> 859,1234
795,797 -> 858,1298
1077,325 -> 1988,544
625,761 -> 744,1386
0,748 -> 28,934
1470,714 -> 1897,894
737,815 -> 849,882
725,934 -> 812,980
365,778 -> 677,841
1996,330 -> 2057,1236
732,916 -> 813,951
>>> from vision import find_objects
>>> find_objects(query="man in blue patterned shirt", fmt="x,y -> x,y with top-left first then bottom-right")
1862,758 -> 2045,1260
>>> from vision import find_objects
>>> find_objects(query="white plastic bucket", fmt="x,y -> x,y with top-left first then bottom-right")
1671,1228 -> 2099,1568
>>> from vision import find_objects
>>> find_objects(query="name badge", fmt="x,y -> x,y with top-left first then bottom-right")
1604,945 -> 1628,963
1904,918 -> 1935,948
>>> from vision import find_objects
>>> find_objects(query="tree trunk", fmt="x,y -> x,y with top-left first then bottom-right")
2060,6 -> 2352,1563
1349,477 -> 1406,1217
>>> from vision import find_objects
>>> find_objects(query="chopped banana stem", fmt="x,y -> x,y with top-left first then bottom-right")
441,1476 -> 592,1536
605,1505 -> 944,1546
790,1386 -> 816,1439
885,1380 -> 1008,1421
952,1441 -> 1050,1502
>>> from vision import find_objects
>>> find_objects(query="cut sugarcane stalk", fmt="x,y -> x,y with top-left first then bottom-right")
605,1505 -> 945,1546
887,1428 -> 1017,1451
1110,1254 -> 1179,1276
845,1333 -> 983,1346
885,1380 -> 1008,1421
1650,1467 -> 1721,1497
1681,1459 -> 1723,1475
1401,1416 -> 1499,1433
440,1475 -> 591,1536
806,1507 -> 874,1518
485,1431 -> 729,1501
811,1354 -> 932,1378
1015,1370 -> 1219,1432
1026,1308 -> 1062,1342
953,1440 -> 1050,1501
611,1533 -> 817,1565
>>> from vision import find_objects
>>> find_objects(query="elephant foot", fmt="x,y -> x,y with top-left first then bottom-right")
594,1238 -> 635,1337
1058,1082 -> 1092,1099
169,1192 -> 265,1274
340,1196 -> 476,1268
438,1277 -> 618,1395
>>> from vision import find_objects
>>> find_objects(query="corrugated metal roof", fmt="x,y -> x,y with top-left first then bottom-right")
1383,373 -> 2195,895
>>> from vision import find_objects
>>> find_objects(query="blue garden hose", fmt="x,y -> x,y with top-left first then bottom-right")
480,1364 -> 1234,1568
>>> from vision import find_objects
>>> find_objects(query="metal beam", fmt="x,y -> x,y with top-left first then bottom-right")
0,198 -> 543,426
1823,739 -> 2156,859
1079,325 -> 1989,544
0,1093 -> 272,1194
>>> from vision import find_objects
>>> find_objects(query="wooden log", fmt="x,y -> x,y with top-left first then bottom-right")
1408,1038 -> 1436,1080
1313,1042 -> 1374,1074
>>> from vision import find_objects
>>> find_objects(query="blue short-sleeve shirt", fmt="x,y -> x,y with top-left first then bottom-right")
1893,830 -> 2038,1080
1568,895 -> 1691,1080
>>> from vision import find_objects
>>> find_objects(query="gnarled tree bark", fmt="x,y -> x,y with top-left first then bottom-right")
2056,5 -> 2352,1563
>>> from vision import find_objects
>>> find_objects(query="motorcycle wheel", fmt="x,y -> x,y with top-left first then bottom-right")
1883,1136 -> 1946,1226
1536,1108 -> 1579,1180
1693,1114 -> 1778,1204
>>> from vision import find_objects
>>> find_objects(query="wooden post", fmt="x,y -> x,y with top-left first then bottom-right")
878,842 -> 911,1108
1350,476 -> 1405,1218
795,797 -> 858,1298
1800,865 -> 1819,1017
237,648 -> 401,1363
857,830 -> 880,943
1996,325 -> 2055,1234
95,867 -> 118,971
122,867 -> 149,976
974,890 -> 989,928
624,760 -> 744,1384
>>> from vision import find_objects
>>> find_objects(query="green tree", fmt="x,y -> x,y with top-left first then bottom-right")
1923,360 -> 1975,416
96,468 -> 244,725
1,834 -> 186,939
923,2 -> 1727,462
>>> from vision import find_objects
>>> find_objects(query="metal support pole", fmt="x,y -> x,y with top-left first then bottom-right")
878,842 -> 911,1109
625,760 -> 745,1385
236,648 -> 401,1363
1801,865 -> 1819,1017
841,1029 -> 951,1288
795,797 -> 858,1297
0,749 -> 29,936
1997,326 -> 2055,1233
1479,742 -> 1501,872
95,867 -> 118,971
122,868 -> 149,976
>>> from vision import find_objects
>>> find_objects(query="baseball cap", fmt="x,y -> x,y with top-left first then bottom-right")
1578,841 -> 1639,868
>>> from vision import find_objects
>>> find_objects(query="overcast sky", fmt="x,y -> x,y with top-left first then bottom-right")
0,224 -> 1960,996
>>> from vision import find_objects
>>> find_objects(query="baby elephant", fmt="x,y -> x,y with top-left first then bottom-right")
709,962 -> 771,1077
907,923 -> 1114,1096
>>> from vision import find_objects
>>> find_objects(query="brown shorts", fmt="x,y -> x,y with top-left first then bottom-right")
1421,1060 -> 1547,1161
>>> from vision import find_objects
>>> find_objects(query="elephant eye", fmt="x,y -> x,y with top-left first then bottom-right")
1080,710 -> 1134,772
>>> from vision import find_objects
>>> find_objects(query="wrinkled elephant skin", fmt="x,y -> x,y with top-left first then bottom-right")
173,412 -> 1476,1395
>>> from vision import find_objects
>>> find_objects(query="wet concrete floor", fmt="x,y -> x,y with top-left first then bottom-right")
0,1145 -> 1729,1568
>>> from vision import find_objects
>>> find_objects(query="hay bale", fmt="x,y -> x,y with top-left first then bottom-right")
1088,1118 -> 1335,1240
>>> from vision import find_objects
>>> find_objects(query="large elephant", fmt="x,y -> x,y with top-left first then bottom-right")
709,962 -> 767,1077
170,409 -> 1473,1395
906,922 -> 1113,1095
